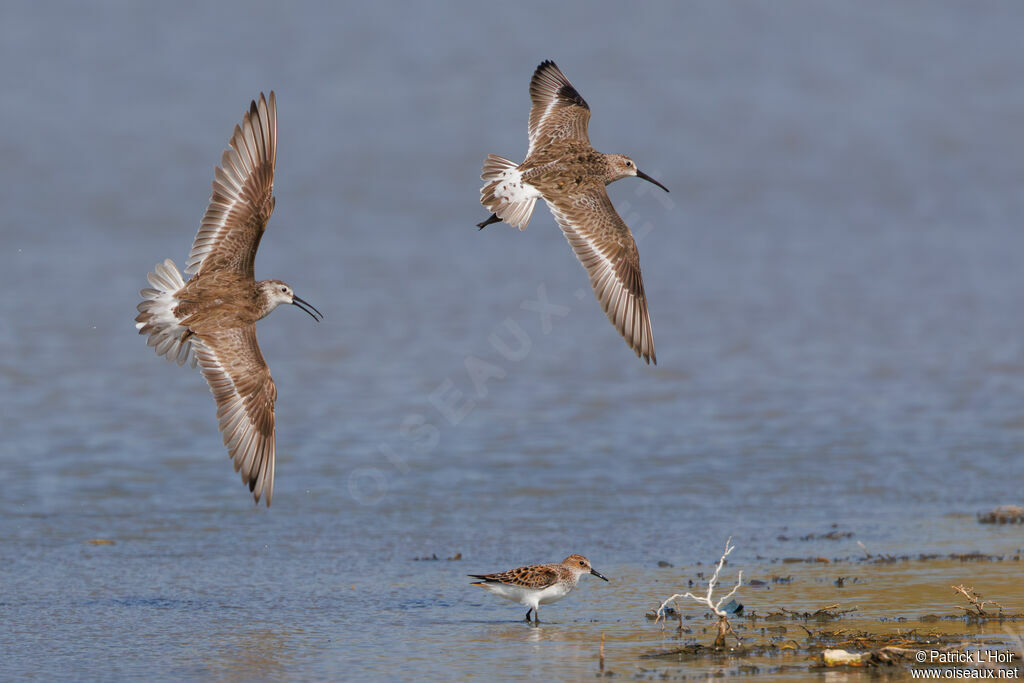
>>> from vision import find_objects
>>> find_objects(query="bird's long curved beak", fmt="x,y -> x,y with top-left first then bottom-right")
590,568 -> 610,582
636,169 -> 669,193
292,295 -> 323,322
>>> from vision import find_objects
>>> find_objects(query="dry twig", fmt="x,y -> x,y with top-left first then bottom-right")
654,537 -> 744,647
952,584 -> 1004,617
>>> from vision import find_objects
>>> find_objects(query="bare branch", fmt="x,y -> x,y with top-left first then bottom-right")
655,536 -> 744,635
952,584 -> 1004,617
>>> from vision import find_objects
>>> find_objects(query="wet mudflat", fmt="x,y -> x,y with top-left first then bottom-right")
631,544 -> 1023,679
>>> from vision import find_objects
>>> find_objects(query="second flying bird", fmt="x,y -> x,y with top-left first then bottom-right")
478,60 -> 669,364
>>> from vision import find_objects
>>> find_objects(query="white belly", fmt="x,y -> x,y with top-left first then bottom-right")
481,581 -> 573,608
536,582 -> 573,605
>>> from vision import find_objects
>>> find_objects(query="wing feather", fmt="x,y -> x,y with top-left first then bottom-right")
186,92 -> 277,278
194,326 -> 278,505
527,61 -> 591,155
470,564 -> 560,589
546,186 -> 657,364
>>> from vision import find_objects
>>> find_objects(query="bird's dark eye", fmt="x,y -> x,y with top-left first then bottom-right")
579,561 -> 585,566
625,161 -> 632,167
280,286 -> 287,292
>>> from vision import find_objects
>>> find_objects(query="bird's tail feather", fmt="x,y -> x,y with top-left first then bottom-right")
135,259 -> 197,367
479,154 -> 537,230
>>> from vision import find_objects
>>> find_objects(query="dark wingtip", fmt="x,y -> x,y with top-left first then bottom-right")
255,91 -> 275,112
558,83 -> 587,108
635,347 -> 656,365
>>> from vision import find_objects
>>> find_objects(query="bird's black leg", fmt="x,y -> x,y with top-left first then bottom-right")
477,213 -> 501,230
524,608 -> 533,622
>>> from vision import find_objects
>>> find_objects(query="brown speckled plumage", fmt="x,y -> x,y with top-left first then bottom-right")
135,93 -> 321,506
469,553 -> 609,622
472,561 -> 564,590
479,60 -> 668,365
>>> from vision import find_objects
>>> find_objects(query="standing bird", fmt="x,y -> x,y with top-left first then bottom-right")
469,553 -> 609,623
135,92 -> 321,506
477,60 -> 669,365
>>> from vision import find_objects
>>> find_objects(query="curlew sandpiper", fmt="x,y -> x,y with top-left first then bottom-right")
477,60 -> 668,364
135,92 -> 321,506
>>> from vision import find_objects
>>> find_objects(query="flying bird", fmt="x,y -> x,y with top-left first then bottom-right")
135,92 -> 321,506
478,60 -> 668,364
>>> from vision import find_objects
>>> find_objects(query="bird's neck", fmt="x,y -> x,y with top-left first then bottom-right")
255,283 -> 283,319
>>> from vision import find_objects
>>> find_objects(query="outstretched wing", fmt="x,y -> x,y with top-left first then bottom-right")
545,185 -> 656,364
186,92 -> 277,278
527,60 -> 590,156
194,325 -> 278,505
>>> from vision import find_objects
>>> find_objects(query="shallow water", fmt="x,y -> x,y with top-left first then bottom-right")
2,1 -> 1023,679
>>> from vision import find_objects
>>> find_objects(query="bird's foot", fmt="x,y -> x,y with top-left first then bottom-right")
477,213 -> 501,230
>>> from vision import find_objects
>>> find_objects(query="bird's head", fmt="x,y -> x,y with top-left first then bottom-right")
607,154 -> 669,192
258,279 -> 323,321
562,554 -> 609,581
